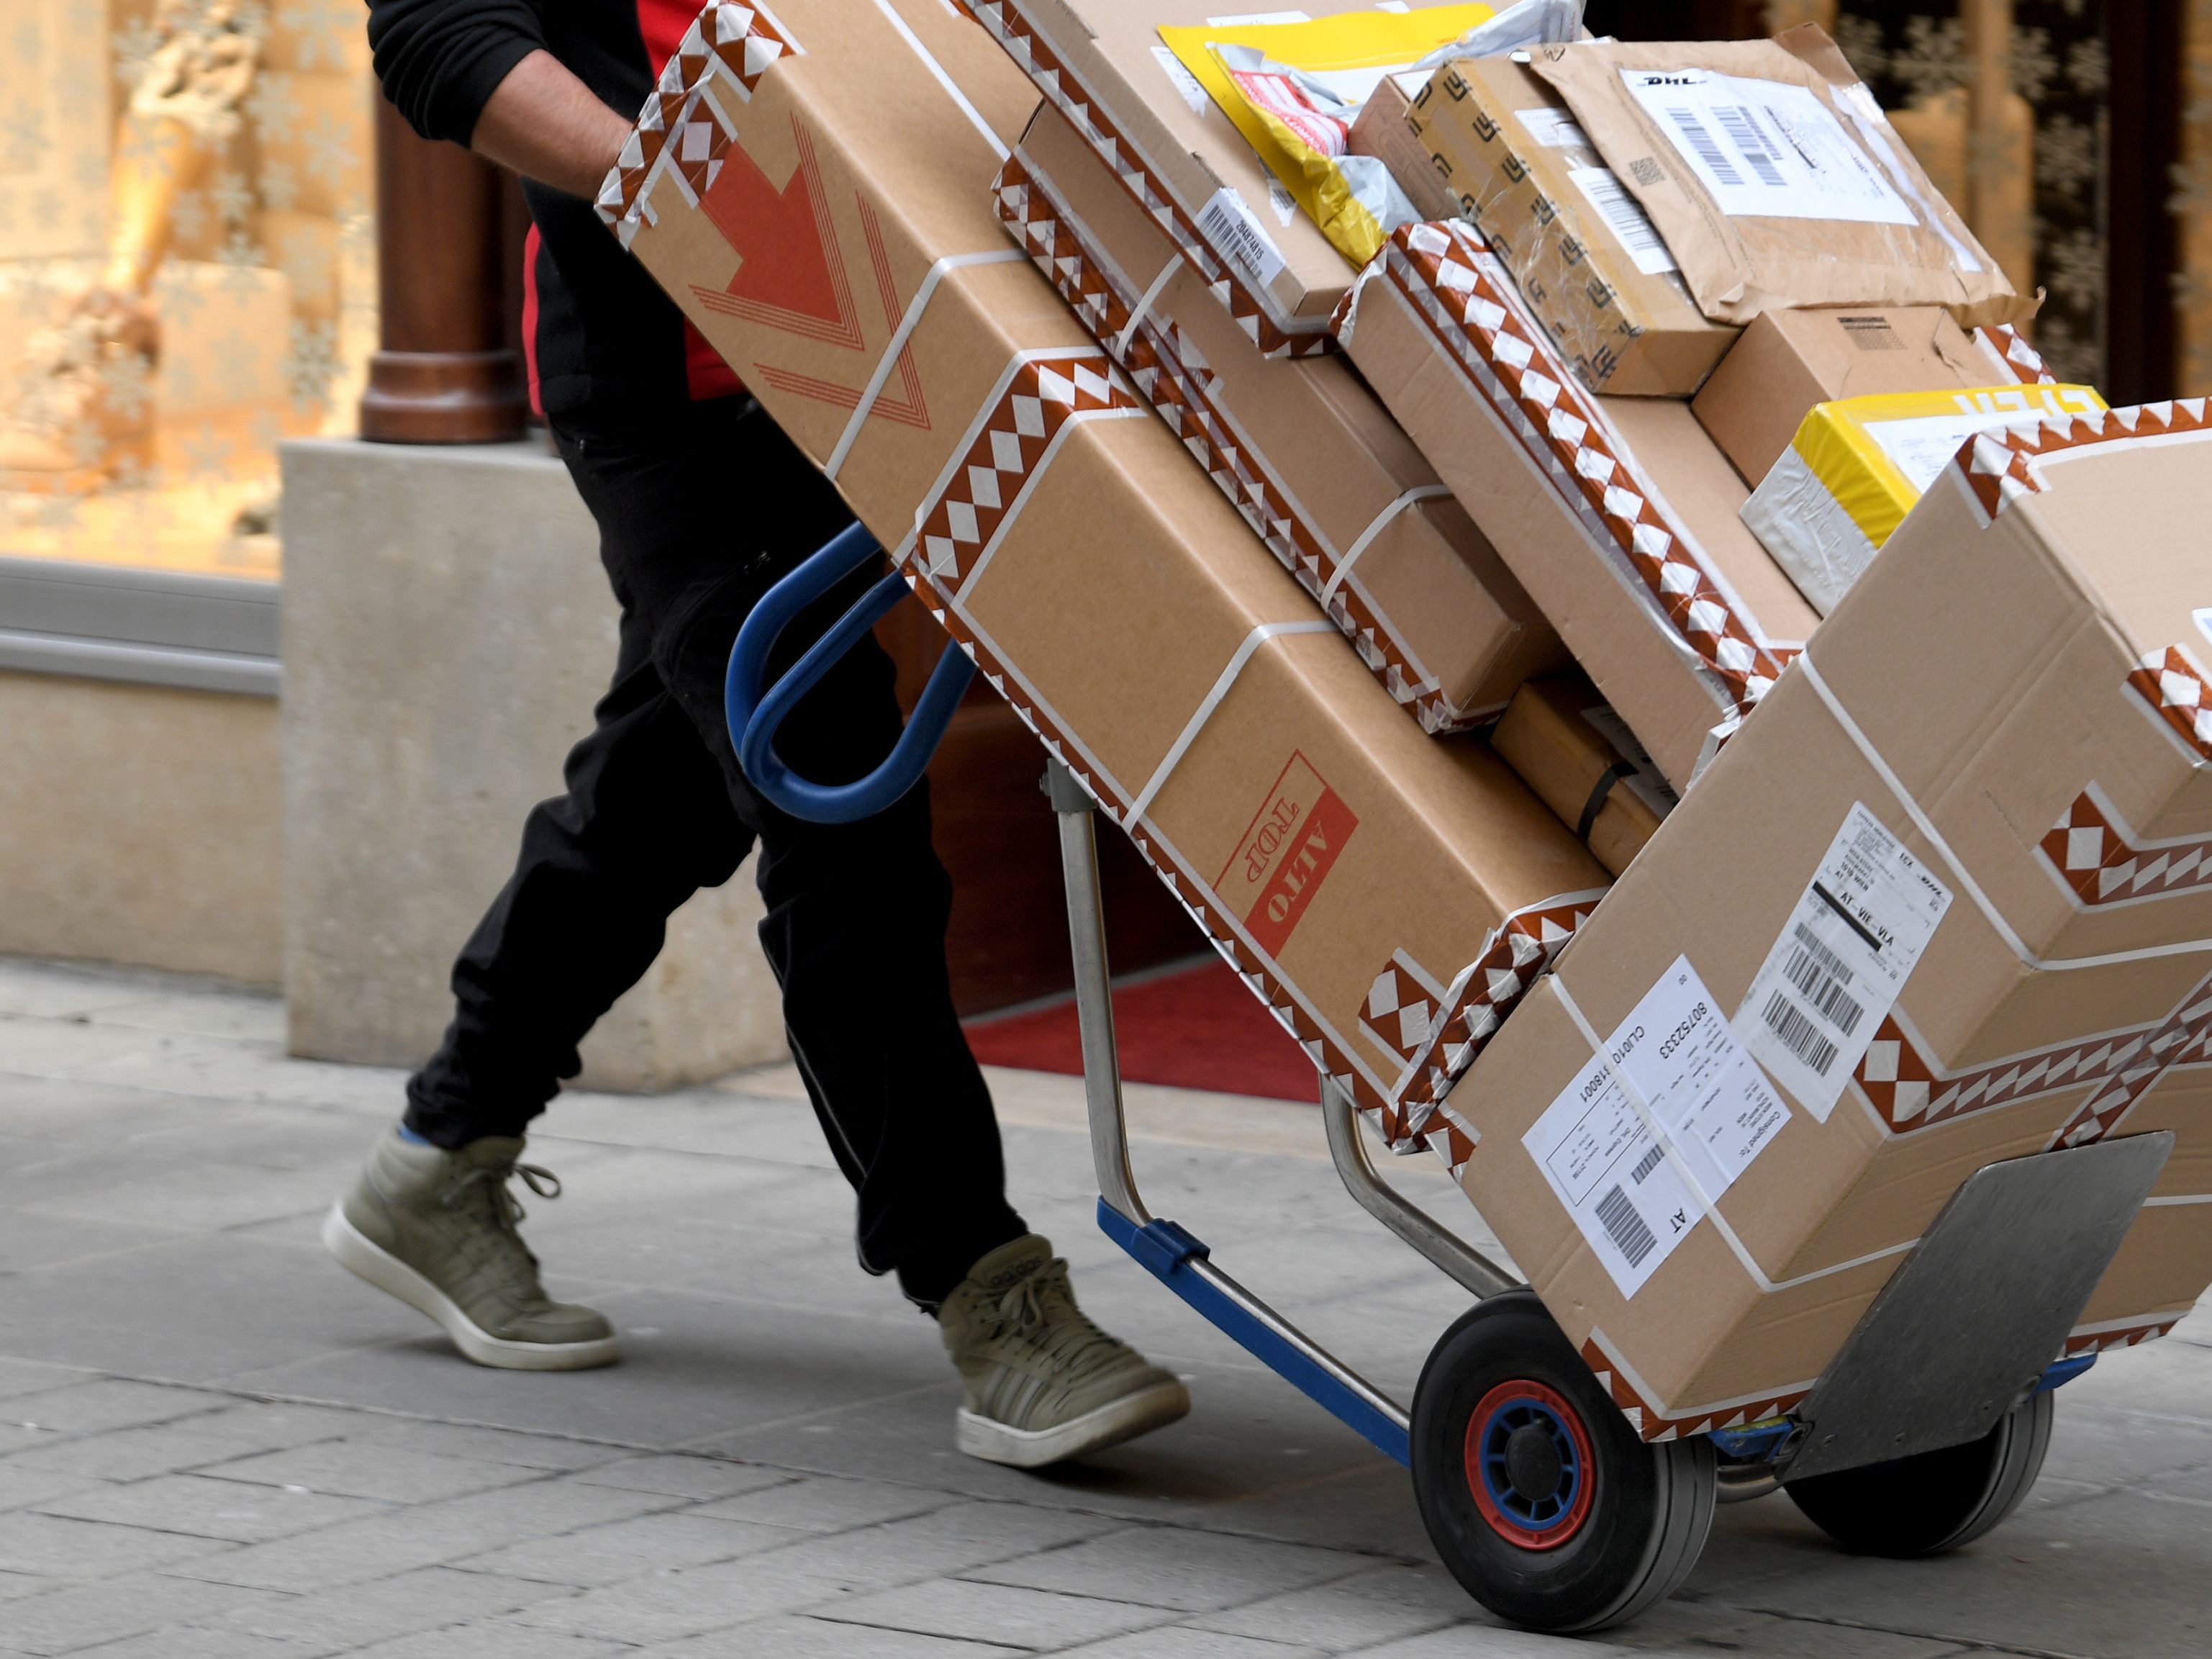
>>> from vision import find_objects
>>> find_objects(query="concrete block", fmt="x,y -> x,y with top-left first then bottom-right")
279,438 -> 787,1093
0,670 -> 282,982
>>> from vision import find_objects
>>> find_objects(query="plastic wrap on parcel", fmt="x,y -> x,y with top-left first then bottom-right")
600,0 -> 1610,1165
1404,53 -> 1736,394
1742,381 -> 2106,614
1525,28 -> 2036,327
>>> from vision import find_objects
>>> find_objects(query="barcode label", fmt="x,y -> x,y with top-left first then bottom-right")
1197,188 -> 1285,288
1664,107 -> 1741,186
1713,104 -> 1787,186
1624,69 -> 1916,226
1762,989 -> 1840,1077
1629,1143 -> 1666,1185
1785,923 -> 1865,1036
1595,1184 -> 1658,1267
1569,167 -> 1678,276
1736,803 -> 1952,1120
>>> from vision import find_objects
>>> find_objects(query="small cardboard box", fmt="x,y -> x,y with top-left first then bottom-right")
1490,674 -> 1676,878
603,0 -> 1609,1144
1333,220 -> 2059,791
1000,99 -> 1567,733
966,0 -> 1472,357
1405,53 -> 1737,397
1692,305 -> 2016,487
1443,404 -> 2212,1435
1526,30 -> 2035,329
1741,379 -> 2107,615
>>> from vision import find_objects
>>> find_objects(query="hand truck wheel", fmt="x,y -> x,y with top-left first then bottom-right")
1410,1290 -> 1715,1634
1785,1387 -> 2054,1558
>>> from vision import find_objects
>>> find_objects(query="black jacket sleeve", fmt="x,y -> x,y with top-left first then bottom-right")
366,0 -> 548,146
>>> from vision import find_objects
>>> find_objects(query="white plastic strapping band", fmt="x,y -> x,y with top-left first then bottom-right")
825,248 -> 1026,479
1115,252 -> 1184,361
1320,484 -> 1452,605
1128,620 -> 1337,826
866,0 -> 1007,162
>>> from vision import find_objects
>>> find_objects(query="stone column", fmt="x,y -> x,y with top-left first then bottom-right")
359,101 -> 527,443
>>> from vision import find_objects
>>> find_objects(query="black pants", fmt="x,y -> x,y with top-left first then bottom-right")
403,397 -> 1025,1308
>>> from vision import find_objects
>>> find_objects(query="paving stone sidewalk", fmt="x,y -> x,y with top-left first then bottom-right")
0,954 -> 2207,1658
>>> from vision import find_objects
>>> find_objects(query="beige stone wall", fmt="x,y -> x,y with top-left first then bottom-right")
281,438 -> 789,1094
0,667 -> 283,983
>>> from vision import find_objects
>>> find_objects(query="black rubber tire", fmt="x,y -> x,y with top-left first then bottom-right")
1410,1291 -> 1716,1634
1785,1388 -> 2054,1558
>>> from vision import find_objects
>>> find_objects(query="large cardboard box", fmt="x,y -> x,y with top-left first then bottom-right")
1333,220 -> 2057,790
1439,404 -> 2212,1436
1692,304 -> 2018,488
964,0 -> 1472,357
601,0 -> 1609,1140
1526,30 -> 2034,329
1405,54 -> 1737,397
997,101 -> 1567,733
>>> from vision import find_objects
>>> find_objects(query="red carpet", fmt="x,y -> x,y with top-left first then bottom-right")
964,957 -> 1320,1103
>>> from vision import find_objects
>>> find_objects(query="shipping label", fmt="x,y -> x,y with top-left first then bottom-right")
1515,107 -> 1593,151
1733,802 -> 1952,1120
1859,386 -> 2106,494
1525,957 -> 1790,1298
1567,166 -> 1678,276
1220,753 -> 1356,957
1621,68 -> 1916,226
1197,186 -> 1289,288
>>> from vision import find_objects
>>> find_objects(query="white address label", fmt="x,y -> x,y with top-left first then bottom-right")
1197,186 -> 1287,289
1622,68 -> 1916,226
1733,802 -> 1952,1121
1526,957 -> 1790,1298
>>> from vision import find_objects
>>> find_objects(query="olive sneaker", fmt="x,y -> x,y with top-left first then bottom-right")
322,1128 -> 617,1371
938,1234 -> 1189,1468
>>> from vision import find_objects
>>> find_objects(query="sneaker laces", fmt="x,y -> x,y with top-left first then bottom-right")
438,1160 -> 561,1291
986,1259 -> 1124,1378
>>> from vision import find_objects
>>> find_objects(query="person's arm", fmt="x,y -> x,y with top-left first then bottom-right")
366,0 -> 627,200
470,50 -> 632,199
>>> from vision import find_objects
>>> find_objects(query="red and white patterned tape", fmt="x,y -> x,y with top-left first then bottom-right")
965,1 -> 1331,361
1346,222 -> 1799,722
2041,785 -> 2212,908
992,153 -> 1488,733
1855,965 -> 2212,1147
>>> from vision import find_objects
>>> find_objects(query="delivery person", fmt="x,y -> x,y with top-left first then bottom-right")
328,0 -> 1190,1470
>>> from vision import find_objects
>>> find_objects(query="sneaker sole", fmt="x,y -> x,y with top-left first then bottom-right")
321,1205 -> 619,1372
956,1378 -> 1191,1469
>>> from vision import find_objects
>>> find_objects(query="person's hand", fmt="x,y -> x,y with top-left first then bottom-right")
472,50 -> 634,202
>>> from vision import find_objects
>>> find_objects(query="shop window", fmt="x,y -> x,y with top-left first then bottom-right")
0,0 -> 374,579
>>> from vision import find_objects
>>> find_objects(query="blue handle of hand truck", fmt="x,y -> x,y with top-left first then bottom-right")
724,521 -> 975,824
1097,1198 -> 1413,1467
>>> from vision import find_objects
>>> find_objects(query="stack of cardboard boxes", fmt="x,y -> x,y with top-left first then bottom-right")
603,1 -> 2212,1436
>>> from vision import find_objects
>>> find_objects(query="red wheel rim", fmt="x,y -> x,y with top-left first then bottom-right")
1464,1378 -> 1596,1550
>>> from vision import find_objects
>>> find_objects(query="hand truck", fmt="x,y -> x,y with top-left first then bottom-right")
727,523 -> 2173,1633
